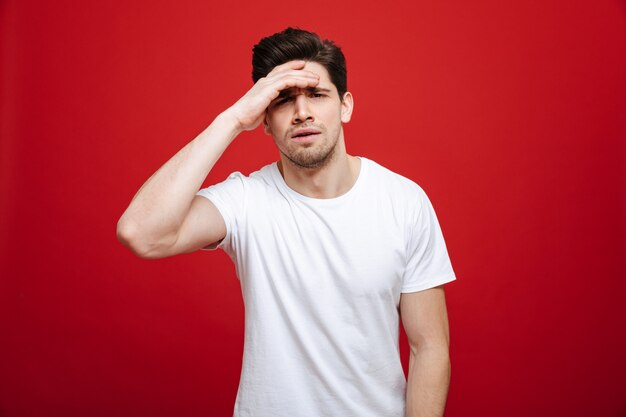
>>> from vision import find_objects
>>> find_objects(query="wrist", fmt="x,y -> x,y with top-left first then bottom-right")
218,107 -> 246,136
212,109 -> 245,142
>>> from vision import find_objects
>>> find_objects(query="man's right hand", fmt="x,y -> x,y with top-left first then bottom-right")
225,60 -> 320,133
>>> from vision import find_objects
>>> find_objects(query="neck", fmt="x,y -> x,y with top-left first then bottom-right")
277,139 -> 361,199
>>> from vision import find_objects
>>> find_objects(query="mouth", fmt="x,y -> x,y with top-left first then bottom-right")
290,129 -> 321,144
291,128 -> 321,138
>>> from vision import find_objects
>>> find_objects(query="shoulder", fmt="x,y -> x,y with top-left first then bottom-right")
359,158 -> 435,231
248,162 -> 279,187
210,162 -> 278,190
362,157 -> 426,200
196,162 -> 280,209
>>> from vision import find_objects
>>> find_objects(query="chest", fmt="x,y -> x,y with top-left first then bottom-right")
237,194 -> 407,300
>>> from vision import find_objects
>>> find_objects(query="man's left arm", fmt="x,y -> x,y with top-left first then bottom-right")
400,285 -> 451,417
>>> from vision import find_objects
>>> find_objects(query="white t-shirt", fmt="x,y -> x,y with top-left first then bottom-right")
196,157 -> 456,417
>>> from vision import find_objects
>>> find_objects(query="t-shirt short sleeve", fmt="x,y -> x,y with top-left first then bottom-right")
401,187 -> 456,293
195,172 -> 246,253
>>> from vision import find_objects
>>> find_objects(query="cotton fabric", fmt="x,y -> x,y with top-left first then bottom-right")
196,157 -> 456,417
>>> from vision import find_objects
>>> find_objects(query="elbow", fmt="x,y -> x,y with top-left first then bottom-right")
408,339 -> 450,359
117,218 -> 144,256
116,218 -> 161,259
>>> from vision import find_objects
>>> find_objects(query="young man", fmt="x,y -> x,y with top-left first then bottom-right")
117,28 -> 456,417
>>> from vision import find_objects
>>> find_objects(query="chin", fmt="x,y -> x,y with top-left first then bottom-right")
284,145 -> 338,169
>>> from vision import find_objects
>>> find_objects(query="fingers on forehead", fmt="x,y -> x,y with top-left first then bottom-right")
269,60 -> 306,74
280,60 -> 306,69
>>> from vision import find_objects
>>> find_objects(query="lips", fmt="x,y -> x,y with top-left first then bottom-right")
291,128 -> 321,139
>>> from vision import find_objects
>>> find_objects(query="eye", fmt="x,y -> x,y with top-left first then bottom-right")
312,93 -> 325,98
276,96 -> 295,106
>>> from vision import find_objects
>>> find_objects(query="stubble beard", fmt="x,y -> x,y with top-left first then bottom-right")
279,125 -> 340,170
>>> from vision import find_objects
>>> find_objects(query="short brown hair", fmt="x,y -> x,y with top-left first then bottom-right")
252,27 -> 347,98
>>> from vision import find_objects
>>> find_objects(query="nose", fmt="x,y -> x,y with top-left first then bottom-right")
292,94 -> 314,124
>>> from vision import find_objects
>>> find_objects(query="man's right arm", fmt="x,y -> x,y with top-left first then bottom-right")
116,112 -> 239,259
116,60 -> 320,259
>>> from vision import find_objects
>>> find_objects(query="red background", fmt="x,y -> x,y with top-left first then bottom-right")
1,1 -> 625,416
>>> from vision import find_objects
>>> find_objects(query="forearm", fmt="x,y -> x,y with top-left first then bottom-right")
117,61 -> 320,255
117,110 -> 240,250
405,345 -> 451,417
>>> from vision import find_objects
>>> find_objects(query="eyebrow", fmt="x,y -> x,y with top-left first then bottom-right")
277,87 -> 332,99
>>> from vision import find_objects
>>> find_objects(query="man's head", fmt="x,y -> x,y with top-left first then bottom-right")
252,27 -> 347,100
252,28 -> 353,170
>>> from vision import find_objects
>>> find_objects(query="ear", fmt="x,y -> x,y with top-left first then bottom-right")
340,92 -> 354,123
262,112 -> 272,135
